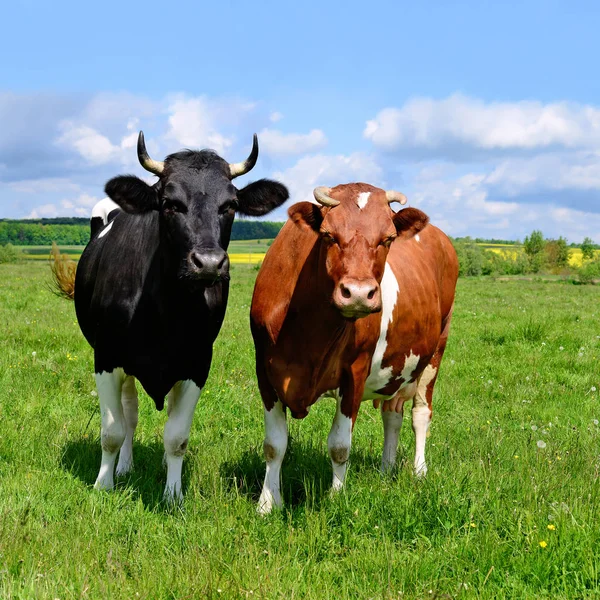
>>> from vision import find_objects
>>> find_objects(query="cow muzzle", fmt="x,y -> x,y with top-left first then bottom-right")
333,278 -> 381,318
188,249 -> 229,283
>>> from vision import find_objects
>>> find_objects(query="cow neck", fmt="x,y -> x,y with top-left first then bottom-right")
293,238 -> 354,374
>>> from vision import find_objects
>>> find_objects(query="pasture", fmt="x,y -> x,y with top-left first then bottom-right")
1,262 -> 600,598
18,240 -> 270,265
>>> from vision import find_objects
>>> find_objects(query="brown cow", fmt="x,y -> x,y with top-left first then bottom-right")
250,183 -> 458,513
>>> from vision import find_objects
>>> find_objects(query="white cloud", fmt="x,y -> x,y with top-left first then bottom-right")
57,123 -> 120,165
486,151 -> 600,195
270,111 -> 284,123
26,203 -> 59,219
365,94 -> 600,156
259,128 -> 327,156
166,96 -> 233,154
268,152 -> 383,220
9,178 -> 80,194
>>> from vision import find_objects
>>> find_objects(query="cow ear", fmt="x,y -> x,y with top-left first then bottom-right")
105,175 -> 159,214
236,179 -> 289,216
393,207 -> 429,239
288,201 -> 324,232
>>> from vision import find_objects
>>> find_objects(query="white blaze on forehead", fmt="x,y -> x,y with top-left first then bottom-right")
364,262 -> 399,395
415,234 -> 421,243
396,350 -> 420,386
356,191 -> 371,210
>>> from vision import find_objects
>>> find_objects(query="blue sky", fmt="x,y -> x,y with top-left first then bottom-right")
2,0 -> 600,240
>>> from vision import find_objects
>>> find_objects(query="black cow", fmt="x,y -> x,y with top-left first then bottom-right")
62,132 -> 288,500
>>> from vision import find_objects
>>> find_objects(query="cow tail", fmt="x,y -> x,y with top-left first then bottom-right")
49,242 -> 77,300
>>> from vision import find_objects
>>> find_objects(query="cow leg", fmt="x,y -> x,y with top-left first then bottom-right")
115,376 -> 138,476
258,400 -> 288,515
328,395 -> 353,492
412,368 -> 434,477
381,404 -> 404,473
163,380 -> 202,502
413,309 -> 453,477
94,368 -> 126,491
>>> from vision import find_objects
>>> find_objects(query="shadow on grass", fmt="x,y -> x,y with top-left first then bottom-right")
59,436 -> 172,510
219,437 -> 380,511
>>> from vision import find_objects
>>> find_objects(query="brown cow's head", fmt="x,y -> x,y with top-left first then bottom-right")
288,183 -> 429,319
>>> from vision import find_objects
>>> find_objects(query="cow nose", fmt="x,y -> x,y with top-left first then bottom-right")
189,250 -> 228,281
335,279 -> 381,317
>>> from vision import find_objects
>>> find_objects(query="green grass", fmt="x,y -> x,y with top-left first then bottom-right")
2,264 -> 600,598
17,241 -> 271,261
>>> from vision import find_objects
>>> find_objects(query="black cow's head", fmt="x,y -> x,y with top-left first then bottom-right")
105,132 -> 288,284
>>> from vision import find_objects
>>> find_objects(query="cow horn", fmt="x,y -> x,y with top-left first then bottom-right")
229,134 -> 259,179
386,190 -> 408,205
313,186 -> 340,207
137,131 -> 165,176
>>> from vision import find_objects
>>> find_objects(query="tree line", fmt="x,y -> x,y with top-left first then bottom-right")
0,219 -> 285,245
453,231 -> 600,282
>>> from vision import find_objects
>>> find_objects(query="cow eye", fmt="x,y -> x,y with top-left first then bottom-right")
380,236 -> 396,248
322,232 -> 338,245
163,199 -> 187,214
219,201 -> 238,215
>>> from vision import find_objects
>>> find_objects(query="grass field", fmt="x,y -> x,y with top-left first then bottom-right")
2,262 -> 600,598
18,240 -> 270,264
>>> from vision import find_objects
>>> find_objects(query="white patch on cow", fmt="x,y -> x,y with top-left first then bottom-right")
356,191 -> 371,210
395,350 -> 420,386
328,397 -> 353,491
91,197 -> 120,223
163,380 -> 202,502
94,369 -> 126,491
97,220 -> 114,238
258,400 -> 288,515
412,364 -> 437,477
115,376 -> 138,476
363,262 -> 399,398
381,408 -> 404,473
415,234 -> 421,243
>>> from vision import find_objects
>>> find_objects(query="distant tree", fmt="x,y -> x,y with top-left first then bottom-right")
524,230 -> 545,273
581,236 -> 595,260
545,236 -> 569,269
524,230 -> 545,256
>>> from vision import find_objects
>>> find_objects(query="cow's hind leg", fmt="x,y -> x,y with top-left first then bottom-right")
116,376 -> 138,476
413,311 -> 453,477
163,380 -> 202,502
94,368 -> 126,490
258,399 -> 288,515
381,404 -> 405,473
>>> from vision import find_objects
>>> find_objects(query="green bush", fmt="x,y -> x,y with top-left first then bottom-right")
577,259 -> 600,284
0,243 -> 22,264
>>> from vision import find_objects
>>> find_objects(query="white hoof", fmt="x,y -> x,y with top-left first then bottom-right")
257,490 -> 282,515
415,463 -> 428,478
115,455 -> 133,477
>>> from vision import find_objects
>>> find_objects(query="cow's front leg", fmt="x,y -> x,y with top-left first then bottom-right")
94,368 -> 126,491
116,376 -> 138,476
258,400 -> 288,515
163,380 -> 202,502
328,358 -> 369,493
328,395 -> 354,492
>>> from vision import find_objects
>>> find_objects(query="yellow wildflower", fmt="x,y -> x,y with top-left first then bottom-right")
539,541 -> 547,548
547,524 -> 556,531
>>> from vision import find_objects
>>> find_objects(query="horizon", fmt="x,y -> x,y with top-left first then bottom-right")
1,0 -> 600,242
